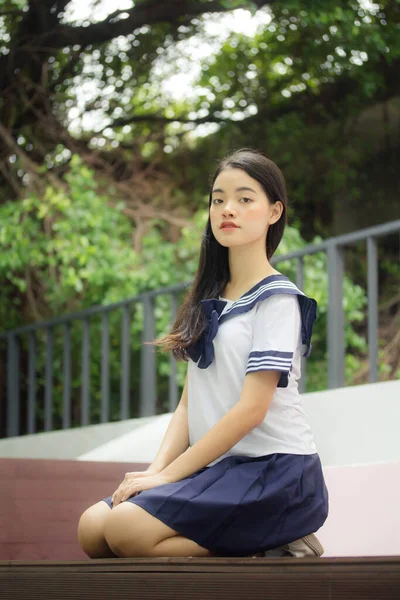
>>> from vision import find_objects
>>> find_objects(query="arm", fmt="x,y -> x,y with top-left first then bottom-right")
162,369 -> 280,483
147,370 -> 190,473
112,372 -> 189,504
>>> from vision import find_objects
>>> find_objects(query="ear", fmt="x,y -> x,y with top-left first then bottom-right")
269,201 -> 284,225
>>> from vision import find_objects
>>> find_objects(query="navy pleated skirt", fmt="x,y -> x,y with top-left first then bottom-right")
102,452 -> 329,557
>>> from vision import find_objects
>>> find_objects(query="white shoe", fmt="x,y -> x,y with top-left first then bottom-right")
263,533 -> 324,558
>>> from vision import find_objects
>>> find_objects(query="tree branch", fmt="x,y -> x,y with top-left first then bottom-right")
34,0 -> 273,49
0,10 -> 25,16
97,112 -> 231,133
0,121 -> 64,192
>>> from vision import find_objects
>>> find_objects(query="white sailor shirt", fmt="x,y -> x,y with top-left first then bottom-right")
186,274 -> 318,466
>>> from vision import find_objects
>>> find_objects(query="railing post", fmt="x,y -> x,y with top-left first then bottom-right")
27,332 -> 36,434
63,323 -> 71,429
81,318 -> 90,426
367,237 -> 379,383
120,304 -> 131,420
327,243 -> 345,389
6,333 -> 19,437
169,293 -> 179,412
101,312 -> 110,423
44,328 -> 54,431
140,295 -> 157,417
296,257 -> 307,394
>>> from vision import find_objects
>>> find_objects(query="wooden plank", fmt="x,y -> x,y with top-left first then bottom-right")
0,557 -> 399,600
2,556 -> 400,570
0,543 -> 87,561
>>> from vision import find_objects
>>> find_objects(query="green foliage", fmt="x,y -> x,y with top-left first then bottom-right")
0,155 -> 139,324
0,157 -> 206,427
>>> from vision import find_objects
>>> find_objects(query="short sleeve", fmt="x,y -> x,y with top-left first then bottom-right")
246,294 -> 301,388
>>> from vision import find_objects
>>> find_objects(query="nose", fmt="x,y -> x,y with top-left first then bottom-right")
221,200 -> 236,216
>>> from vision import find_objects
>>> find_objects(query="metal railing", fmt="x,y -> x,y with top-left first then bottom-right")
1,220 -> 399,438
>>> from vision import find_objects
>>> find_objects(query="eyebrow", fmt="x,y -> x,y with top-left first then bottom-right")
211,186 -> 257,194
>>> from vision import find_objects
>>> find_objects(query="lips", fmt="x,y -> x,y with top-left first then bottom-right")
220,222 -> 239,229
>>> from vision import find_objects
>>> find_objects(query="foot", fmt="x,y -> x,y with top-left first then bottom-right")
252,533 -> 324,558
250,533 -> 324,558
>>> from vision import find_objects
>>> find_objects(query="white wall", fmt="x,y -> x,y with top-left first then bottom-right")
78,413 -> 172,463
0,416 -> 155,460
303,379 -> 400,466
319,460 -> 400,557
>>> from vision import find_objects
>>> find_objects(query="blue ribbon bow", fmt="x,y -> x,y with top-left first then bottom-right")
186,298 -> 227,369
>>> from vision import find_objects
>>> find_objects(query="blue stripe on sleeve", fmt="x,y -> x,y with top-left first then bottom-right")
246,350 -> 294,388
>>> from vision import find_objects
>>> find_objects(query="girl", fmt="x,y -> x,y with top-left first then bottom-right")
78,148 -> 329,559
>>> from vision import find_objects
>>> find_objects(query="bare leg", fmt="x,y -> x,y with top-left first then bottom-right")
150,534 -> 214,557
104,503 -> 213,558
78,501 -> 117,558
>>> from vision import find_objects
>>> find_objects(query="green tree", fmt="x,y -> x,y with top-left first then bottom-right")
1,1 -> 399,239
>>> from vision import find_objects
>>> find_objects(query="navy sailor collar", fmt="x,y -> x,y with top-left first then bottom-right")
186,274 -> 317,369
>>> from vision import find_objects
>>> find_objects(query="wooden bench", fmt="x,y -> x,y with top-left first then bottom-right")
1,556 -> 400,599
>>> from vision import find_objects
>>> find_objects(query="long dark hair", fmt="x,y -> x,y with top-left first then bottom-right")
150,148 -> 288,360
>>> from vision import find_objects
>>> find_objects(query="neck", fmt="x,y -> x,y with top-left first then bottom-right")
227,240 -> 277,288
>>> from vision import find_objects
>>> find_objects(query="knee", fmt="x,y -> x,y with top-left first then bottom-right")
104,504 -> 149,558
77,504 -> 109,558
78,504 -> 100,535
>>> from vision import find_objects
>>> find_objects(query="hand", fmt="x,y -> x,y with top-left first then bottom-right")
110,467 -> 159,507
111,473 -> 171,507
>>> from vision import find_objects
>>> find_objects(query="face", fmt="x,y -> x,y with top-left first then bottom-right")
210,167 -> 282,248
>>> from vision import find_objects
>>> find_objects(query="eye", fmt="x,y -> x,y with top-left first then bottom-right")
211,197 -> 252,205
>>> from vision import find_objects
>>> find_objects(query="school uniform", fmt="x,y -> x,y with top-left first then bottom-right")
102,274 -> 329,557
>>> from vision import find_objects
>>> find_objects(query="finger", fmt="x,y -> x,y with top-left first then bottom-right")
113,489 -> 123,506
121,486 -> 137,502
112,487 -> 120,502
116,485 -> 127,503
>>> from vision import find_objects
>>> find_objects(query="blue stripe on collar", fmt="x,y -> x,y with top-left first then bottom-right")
219,274 -> 290,306
219,277 -> 299,318
219,278 -> 317,359
186,275 -> 317,369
